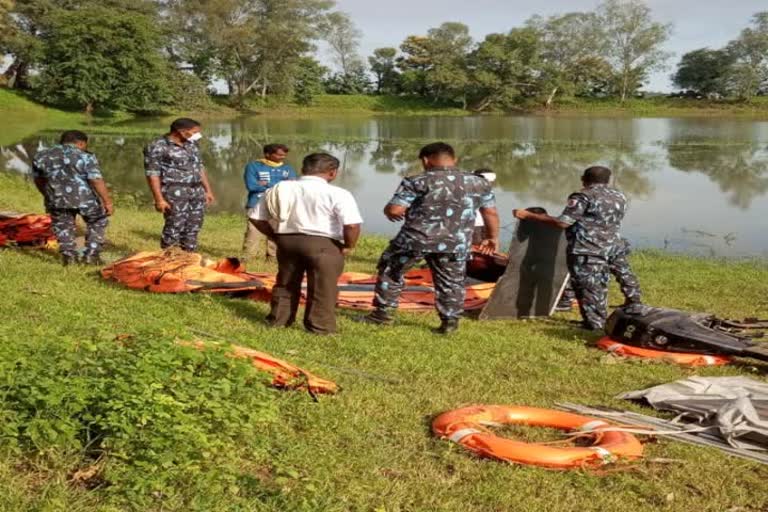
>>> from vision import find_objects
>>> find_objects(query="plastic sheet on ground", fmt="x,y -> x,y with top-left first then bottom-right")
620,376 -> 768,450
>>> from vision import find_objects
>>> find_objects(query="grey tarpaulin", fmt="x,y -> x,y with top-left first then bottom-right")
620,376 -> 768,450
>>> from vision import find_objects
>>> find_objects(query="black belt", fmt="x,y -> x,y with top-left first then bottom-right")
162,182 -> 203,188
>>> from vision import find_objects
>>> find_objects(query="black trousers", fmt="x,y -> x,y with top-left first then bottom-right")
268,234 -> 345,334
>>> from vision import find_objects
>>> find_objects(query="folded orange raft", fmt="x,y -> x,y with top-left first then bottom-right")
177,341 -> 338,395
245,268 -> 497,312
101,248 -> 265,294
0,212 -> 56,247
597,337 -> 732,367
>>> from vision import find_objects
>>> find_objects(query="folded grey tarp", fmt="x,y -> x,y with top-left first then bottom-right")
620,376 -> 768,450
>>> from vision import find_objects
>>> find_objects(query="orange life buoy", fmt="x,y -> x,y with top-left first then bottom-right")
432,405 -> 643,469
596,337 -> 731,367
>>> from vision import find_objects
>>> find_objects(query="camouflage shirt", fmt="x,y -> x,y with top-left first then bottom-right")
388,167 -> 496,257
143,136 -> 203,185
32,144 -> 103,210
557,184 -> 627,258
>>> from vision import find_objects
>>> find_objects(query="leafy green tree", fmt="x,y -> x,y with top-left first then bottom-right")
293,56 -> 328,105
324,62 -> 371,95
169,0 -> 334,104
368,47 -> 400,94
595,0 -> 672,101
724,12 -> 768,100
467,28 -> 541,111
0,0 -> 156,89
398,22 -> 473,105
672,48 -> 733,96
321,11 -> 363,76
35,6 -> 175,113
526,12 -> 605,106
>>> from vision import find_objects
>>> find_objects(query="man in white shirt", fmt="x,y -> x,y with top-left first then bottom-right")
250,153 -> 363,335
472,169 -> 497,244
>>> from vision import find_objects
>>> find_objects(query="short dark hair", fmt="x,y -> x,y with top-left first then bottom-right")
170,118 -> 201,133
60,130 -> 88,145
582,166 -> 612,185
526,206 -> 548,215
418,142 -> 455,160
264,143 -> 289,156
302,153 -> 340,175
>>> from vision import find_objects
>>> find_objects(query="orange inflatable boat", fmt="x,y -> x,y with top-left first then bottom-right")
101,248 -> 265,294
596,337 -> 732,367
246,250 -> 507,312
0,212 -> 56,247
433,405 -> 643,469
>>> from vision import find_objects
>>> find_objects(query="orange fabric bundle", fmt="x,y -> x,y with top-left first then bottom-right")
246,268 -> 496,312
101,248 -> 265,294
596,337 -> 732,367
0,212 -> 56,247
177,341 -> 338,395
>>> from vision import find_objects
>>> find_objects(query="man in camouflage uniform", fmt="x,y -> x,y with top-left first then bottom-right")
360,142 -> 500,335
144,118 -> 215,253
515,166 -> 642,331
32,130 -> 114,266
558,238 -> 642,311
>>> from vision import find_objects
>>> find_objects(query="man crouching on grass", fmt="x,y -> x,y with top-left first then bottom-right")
249,153 -> 363,335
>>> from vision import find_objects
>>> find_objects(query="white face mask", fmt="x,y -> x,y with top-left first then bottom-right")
187,132 -> 203,143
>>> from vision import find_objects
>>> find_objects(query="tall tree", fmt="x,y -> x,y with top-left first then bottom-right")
467,28 -> 541,111
368,47 -> 399,94
169,0 -> 334,104
0,0 -> 156,88
398,22 -> 473,105
321,11 -> 363,76
293,56 -> 327,105
595,0 -> 672,101
724,12 -> 768,100
36,6 -> 174,113
526,12 -> 605,106
672,48 -> 733,96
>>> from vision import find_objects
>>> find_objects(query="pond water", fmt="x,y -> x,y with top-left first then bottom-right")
3,115 -> 768,257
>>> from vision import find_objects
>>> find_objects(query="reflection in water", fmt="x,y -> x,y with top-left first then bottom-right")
3,116 -> 768,256
667,144 -> 768,210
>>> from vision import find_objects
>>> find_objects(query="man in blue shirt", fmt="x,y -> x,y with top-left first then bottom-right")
243,143 -> 297,261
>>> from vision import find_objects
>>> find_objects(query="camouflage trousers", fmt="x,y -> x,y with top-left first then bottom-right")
373,246 -> 466,320
567,250 -> 642,330
49,205 -> 108,258
561,246 -> 642,307
161,185 -> 206,253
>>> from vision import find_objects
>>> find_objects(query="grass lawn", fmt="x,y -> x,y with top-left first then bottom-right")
1,173 -> 768,511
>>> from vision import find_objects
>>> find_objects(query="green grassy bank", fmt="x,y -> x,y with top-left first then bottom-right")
1,173 -> 767,511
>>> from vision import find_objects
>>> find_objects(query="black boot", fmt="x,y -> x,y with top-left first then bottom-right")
356,309 -> 394,326
81,254 -> 104,266
61,254 -> 77,266
433,318 -> 459,335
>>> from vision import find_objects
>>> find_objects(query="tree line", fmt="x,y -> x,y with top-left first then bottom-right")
1,0 -> 767,114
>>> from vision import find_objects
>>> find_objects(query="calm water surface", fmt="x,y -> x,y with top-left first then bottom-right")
3,115 -> 768,256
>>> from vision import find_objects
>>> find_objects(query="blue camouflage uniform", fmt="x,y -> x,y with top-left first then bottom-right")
557,184 -> 642,330
32,144 -> 108,258
373,168 -> 496,321
144,136 -> 206,252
